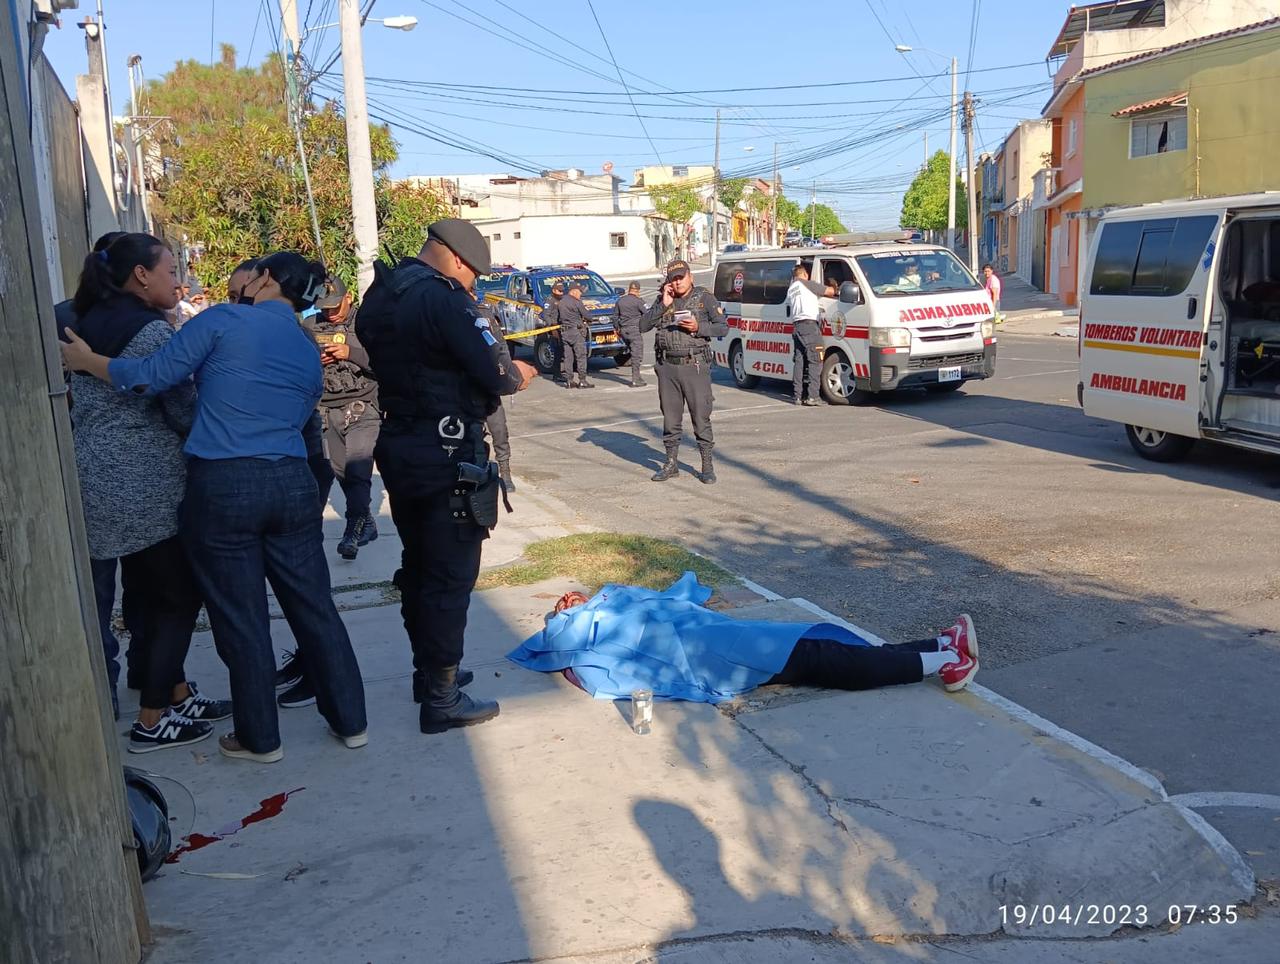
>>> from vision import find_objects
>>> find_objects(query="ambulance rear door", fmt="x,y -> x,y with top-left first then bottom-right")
1080,213 -> 1219,438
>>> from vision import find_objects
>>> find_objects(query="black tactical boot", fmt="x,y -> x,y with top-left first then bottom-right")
651,446 -> 679,482
357,513 -> 378,545
498,460 -> 516,493
413,666 -> 474,703
698,445 -> 717,485
337,517 -> 361,560
420,665 -> 498,732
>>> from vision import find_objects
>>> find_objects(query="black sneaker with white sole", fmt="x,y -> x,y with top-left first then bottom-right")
129,712 -> 213,754
275,648 -> 304,689
277,677 -> 316,708
171,681 -> 233,723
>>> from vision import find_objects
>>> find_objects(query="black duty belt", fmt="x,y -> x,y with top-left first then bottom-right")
660,354 -> 700,366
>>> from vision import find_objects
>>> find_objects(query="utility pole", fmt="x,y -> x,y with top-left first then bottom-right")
963,90 -> 978,273
947,56 -> 957,253
1,10 -> 147,961
811,179 -> 817,238
339,0 -> 379,294
125,55 -> 152,235
770,141 -> 778,247
278,0 -> 324,258
710,107 -> 720,270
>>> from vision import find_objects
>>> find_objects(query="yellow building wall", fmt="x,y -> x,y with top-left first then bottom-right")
1083,28 -> 1280,208
637,165 -> 716,188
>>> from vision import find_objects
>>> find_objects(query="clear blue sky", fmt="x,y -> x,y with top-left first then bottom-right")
43,0 -> 1070,229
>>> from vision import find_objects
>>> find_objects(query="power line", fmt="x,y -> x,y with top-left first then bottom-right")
583,0 -> 664,165
964,0 -> 982,90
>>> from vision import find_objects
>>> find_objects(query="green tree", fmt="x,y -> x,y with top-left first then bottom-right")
900,150 -> 968,232
717,177 -> 748,211
144,44 -> 449,299
798,203 -> 847,237
775,196 -> 803,230
648,183 -> 703,226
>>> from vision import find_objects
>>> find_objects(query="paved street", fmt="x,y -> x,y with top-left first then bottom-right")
502,329 -> 1280,882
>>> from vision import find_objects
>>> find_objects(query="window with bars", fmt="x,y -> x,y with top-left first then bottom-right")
1130,109 -> 1188,158
609,232 -> 627,249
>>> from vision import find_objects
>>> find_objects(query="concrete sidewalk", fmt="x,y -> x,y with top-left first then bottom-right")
998,275 -> 1079,338
121,480 -> 1261,963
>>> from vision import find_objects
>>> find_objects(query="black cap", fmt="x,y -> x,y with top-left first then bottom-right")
665,258 -> 690,281
567,280 -> 583,292
427,218 -> 492,275
551,282 -> 564,294
628,281 -> 641,291
316,275 -> 348,310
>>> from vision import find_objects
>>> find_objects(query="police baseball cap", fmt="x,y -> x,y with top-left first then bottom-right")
567,280 -> 583,292
665,258 -> 691,281
316,275 -> 348,310
427,218 -> 492,275
628,280 -> 641,291
551,282 -> 565,294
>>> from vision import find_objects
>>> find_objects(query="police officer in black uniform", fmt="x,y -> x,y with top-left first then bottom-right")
357,219 -> 536,733
309,276 -> 382,559
613,280 -> 647,387
639,259 -> 729,484
558,280 -> 595,389
474,293 -> 517,492
542,282 -> 567,384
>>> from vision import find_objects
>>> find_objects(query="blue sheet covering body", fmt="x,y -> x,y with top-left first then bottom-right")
506,572 -> 873,703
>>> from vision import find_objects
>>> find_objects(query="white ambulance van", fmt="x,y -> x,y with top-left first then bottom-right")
710,239 -> 998,404
1079,193 -> 1280,461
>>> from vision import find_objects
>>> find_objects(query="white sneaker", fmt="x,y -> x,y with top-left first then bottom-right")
328,727 -> 368,749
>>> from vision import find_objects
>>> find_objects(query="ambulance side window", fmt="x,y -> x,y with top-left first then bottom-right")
1090,216 -> 1216,296
743,259 -> 794,305
714,262 -> 747,303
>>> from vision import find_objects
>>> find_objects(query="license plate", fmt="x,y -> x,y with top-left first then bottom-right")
939,366 -> 962,382
596,333 -> 618,344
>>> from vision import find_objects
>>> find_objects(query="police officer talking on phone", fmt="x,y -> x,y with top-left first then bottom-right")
639,258 -> 729,484
357,219 -> 537,733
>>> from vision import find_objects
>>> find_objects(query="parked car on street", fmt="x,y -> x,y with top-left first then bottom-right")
783,230 -> 804,248
722,243 -> 749,254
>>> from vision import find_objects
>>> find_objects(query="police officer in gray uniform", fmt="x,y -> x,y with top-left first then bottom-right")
613,280 -> 647,387
558,281 -> 594,389
474,294 -> 516,492
639,259 -> 729,484
357,219 -> 536,733
542,282 -> 567,384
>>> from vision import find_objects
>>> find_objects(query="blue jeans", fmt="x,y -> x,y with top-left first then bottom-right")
181,457 -> 366,753
90,557 -> 121,704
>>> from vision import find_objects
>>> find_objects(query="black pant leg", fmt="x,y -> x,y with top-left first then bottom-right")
122,536 -> 202,710
622,325 -> 643,379
680,361 -> 715,448
766,637 -> 924,690
305,409 -> 335,514
487,402 -> 511,464
792,335 -> 806,400
656,363 -> 685,448
388,491 -> 485,671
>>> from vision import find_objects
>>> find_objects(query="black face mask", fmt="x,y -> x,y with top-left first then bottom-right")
235,293 -> 255,306
236,274 -> 264,306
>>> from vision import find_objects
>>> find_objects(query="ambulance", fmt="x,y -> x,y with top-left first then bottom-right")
710,237 -> 998,404
1078,193 -> 1280,461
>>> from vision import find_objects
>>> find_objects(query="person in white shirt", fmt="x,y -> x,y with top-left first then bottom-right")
896,261 -> 922,289
786,264 -> 825,406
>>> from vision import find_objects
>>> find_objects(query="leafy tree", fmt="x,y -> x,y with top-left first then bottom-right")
900,150 -> 968,232
717,177 -> 748,211
799,203 -> 847,237
775,196 -> 803,230
648,183 -> 703,226
143,44 -> 448,299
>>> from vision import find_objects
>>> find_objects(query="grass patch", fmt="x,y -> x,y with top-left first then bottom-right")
476,533 -> 737,594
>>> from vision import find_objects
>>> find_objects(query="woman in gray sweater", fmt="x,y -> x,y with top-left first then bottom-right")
67,234 -> 231,753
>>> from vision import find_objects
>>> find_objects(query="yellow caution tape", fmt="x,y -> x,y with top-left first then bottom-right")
502,324 -> 562,341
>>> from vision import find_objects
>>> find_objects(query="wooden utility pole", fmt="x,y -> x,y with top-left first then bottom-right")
963,90 -> 979,274
0,11 -> 146,963
339,0 -> 379,294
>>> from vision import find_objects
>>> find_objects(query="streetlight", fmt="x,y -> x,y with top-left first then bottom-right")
302,15 -> 419,38
300,7 -> 418,294
896,43 -> 957,253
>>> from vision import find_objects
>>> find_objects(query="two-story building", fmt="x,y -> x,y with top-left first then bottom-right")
1034,0 -> 1275,304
